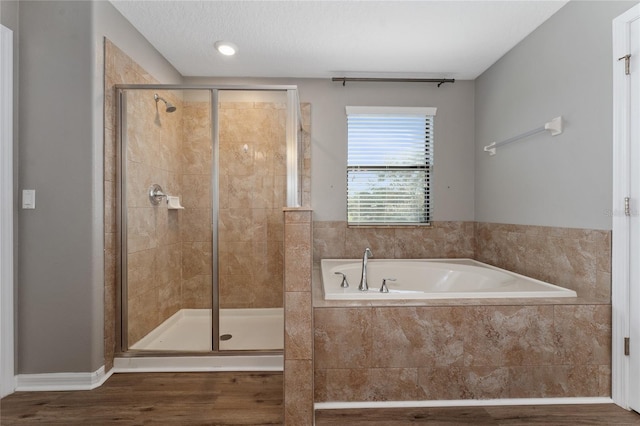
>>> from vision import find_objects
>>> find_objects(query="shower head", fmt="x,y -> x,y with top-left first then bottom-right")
154,93 -> 177,113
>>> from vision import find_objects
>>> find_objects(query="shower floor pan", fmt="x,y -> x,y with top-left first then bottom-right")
130,308 -> 284,352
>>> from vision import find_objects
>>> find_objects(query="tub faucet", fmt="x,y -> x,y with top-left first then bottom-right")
358,248 -> 373,291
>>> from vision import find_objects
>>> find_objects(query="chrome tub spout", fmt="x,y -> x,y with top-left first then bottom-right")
358,248 -> 373,291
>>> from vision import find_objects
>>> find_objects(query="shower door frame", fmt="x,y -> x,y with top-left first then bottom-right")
115,84 -> 301,356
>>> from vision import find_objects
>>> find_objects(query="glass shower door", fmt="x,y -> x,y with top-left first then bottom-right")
121,88 -> 213,352
216,90 -> 287,351
118,85 -> 299,354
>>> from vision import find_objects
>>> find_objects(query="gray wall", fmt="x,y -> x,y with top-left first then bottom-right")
18,0 -> 98,373
187,77 -> 477,222
15,1 -> 181,374
475,1 -> 636,231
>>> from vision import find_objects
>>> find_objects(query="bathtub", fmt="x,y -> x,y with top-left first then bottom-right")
321,258 -> 577,300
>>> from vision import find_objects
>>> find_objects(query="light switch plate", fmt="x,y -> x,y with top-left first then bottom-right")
22,189 -> 35,209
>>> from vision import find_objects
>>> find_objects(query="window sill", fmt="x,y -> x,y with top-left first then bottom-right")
347,223 -> 433,229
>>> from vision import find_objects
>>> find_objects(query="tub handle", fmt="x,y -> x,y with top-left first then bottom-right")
380,278 -> 396,293
334,272 -> 349,288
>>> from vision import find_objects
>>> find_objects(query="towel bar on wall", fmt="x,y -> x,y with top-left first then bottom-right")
483,116 -> 563,156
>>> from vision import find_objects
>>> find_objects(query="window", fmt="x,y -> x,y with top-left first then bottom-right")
346,106 -> 436,225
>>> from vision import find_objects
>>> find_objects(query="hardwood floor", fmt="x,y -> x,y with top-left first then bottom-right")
315,404 -> 640,425
2,372 -> 640,425
1,372 -> 283,425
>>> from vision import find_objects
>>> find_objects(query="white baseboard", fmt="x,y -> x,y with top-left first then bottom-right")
113,355 -> 283,372
315,397 -> 615,410
15,366 -> 113,392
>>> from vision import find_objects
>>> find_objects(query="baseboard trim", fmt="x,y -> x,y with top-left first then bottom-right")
315,397 -> 614,410
15,366 -> 113,392
113,355 -> 284,372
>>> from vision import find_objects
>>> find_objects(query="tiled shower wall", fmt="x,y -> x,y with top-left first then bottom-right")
106,42 -> 288,349
217,102 -> 287,309
180,101 -> 213,309
105,40 -> 310,365
124,89 -> 186,346
104,39 -> 159,365
105,41 -> 213,347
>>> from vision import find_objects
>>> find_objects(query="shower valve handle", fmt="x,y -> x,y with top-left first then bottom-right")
149,184 -> 168,205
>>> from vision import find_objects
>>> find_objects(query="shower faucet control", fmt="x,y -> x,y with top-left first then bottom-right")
149,184 -> 167,205
358,248 -> 373,291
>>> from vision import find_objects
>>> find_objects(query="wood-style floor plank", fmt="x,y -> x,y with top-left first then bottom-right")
314,407 -> 497,425
4,372 -> 640,425
1,372 -> 283,425
485,404 -> 640,425
315,404 -> 640,425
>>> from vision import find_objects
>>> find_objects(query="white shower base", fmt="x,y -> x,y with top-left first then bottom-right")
129,308 -> 284,352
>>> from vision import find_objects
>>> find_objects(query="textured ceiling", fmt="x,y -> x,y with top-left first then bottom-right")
110,1 -> 568,80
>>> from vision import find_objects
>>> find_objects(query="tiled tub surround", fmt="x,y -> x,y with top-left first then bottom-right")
312,220 -> 612,403
320,259 -> 577,300
475,222 -> 611,302
313,221 -> 611,302
313,221 -> 476,263
313,300 -> 610,402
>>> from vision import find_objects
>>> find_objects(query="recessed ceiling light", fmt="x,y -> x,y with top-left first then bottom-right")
214,41 -> 238,56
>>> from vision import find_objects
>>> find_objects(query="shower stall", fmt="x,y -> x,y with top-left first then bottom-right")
115,85 -> 303,360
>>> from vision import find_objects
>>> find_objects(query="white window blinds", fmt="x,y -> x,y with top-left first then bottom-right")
346,106 -> 436,225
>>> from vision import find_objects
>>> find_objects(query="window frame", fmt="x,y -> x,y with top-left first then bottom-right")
346,106 -> 436,227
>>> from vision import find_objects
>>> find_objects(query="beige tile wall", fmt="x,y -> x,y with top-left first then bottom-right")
104,40 -> 117,371
283,106 -> 313,425
181,101 -> 213,309
312,220 -> 613,403
284,209 -> 314,424
313,220 -> 611,301
313,221 -> 475,264
218,102 -> 287,309
106,39 -> 310,369
105,41 -> 216,350
125,88 -> 186,346
105,39 -> 165,365
314,303 -> 611,401
475,222 -> 611,302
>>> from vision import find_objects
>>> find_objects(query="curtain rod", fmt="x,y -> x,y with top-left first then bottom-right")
332,77 -> 455,87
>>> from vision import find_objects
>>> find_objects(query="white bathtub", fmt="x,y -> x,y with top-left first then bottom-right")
321,258 -> 577,300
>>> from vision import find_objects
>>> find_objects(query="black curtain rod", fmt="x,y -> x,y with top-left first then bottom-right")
332,77 -> 455,87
